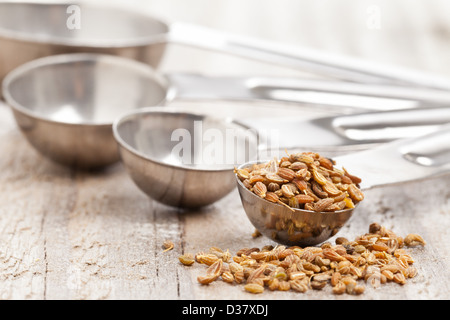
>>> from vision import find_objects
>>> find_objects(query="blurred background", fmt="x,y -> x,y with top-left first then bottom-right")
7,0 -> 447,80
94,0 -> 450,80
2,0 -> 449,136
1,0 -> 449,96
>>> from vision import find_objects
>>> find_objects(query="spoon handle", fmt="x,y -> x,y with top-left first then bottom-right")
331,107 -> 450,142
335,124 -> 450,190
245,107 -> 450,153
167,73 -> 450,112
169,22 -> 450,90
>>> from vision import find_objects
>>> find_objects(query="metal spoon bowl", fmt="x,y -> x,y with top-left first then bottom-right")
2,53 -> 168,168
0,1 -> 169,87
113,109 -> 259,208
235,160 -> 356,247
3,0 -> 450,95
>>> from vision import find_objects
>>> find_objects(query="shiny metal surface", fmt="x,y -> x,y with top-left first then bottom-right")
333,123 -> 450,190
247,106 -> 450,152
0,2 -> 168,92
167,74 -> 450,111
236,161 -> 355,247
4,2 -> 450,111
2,53 -> 168,168
168,22 -> 450,90
113,109 -> 259,208
2,1 -> 450,95
4,50 -> 450,169
237,124 -> 450,246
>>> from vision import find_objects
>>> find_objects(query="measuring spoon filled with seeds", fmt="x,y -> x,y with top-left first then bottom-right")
114,106 -> 450,209
236,123 -> 450,246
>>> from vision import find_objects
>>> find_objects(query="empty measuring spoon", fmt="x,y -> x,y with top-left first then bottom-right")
2,1 -> 450,92
113,108 -> 259,208
2,54 -> 168,168
4,52 -> 450,169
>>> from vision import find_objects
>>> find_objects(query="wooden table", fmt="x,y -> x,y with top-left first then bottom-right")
0,0 -> 449,300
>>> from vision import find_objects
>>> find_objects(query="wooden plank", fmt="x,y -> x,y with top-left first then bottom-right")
4,98 -> 449,300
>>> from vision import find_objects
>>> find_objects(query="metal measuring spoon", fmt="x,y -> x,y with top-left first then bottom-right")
236,124 -> 450,246
4,53 -> 450,169
2,1 -> 450,91
112,105 -> 450,210
113,108 -> 259,208
2,54 -> 168,168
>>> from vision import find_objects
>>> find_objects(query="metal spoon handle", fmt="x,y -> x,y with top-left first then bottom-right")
336,123 -> 450,190
167,73 -> 450,112
401,126 -> 450,168
245,77 -> 450,105
246,107 -> 450,152
168,22 -> 450,90
331,107 -> 450,142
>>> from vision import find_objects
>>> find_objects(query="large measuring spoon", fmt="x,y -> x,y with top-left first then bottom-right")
2,1 -> 450,91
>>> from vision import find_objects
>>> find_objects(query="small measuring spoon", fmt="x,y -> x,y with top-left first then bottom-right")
236,124 -> 450,246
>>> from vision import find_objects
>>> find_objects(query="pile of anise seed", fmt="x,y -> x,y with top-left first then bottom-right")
179,223 -> 426,295
234,151 -> 364,212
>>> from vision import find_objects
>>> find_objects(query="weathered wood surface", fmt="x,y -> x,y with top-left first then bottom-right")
1,0 -> 450,300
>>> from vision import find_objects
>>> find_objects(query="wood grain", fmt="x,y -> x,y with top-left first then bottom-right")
1,0 -> 449,300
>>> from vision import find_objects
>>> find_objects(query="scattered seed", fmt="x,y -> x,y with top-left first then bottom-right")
221,271 -> 234,283
332,282 -> 346,294
197,259 -> 223,285
331,272 -> 342,287
311,280 -> 326,290
196,253 -> 219,266
162,240 -> 174,252
404,234 -> 426,246
178,253 -> 195,266
369,222 -> 381,234
251,229 -> 262,239
278,280 -> 291,291
244,283 -> 264,294
188,223 -> 424,296
290,279 -> 309,293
